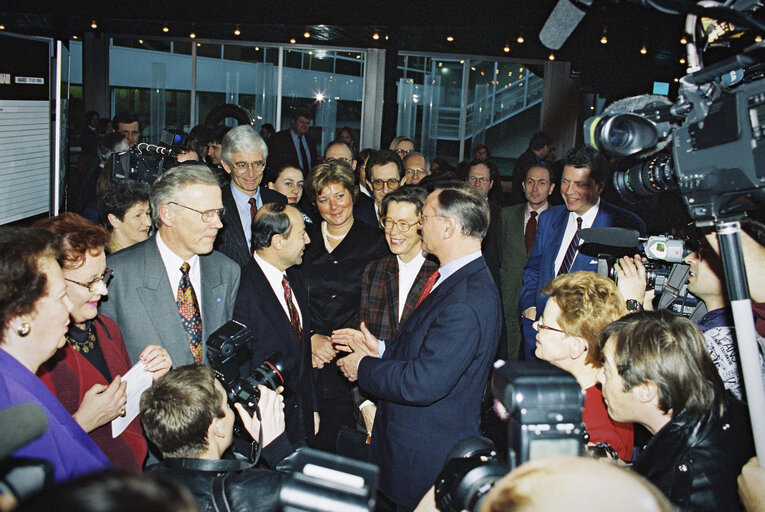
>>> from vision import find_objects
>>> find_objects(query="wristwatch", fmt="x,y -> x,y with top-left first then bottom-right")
626,299 -> 644,313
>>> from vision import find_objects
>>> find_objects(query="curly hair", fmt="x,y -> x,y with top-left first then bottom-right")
98,179 -> 150,231
0,228 -> 60,344
33,213 -> 108,270
542,271 -> 627,366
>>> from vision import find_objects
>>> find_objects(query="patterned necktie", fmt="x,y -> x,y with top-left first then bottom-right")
282,275 -> 302,344
297,135 -> 310,173
415,270 -> 441,308
524,210 -> 538,254
558,216 -> 583,276
248,197 -> 257,221
177,262 -> 203,364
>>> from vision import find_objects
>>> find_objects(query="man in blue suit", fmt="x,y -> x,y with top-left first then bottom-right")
519,146 -> 646,360
335,183 -> 501,510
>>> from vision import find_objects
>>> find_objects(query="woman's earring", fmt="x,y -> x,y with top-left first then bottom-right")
17,323 -> 31,337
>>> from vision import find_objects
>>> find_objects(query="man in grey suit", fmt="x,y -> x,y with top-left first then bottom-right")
498,164 -> 555,360
100,163 -> 241,366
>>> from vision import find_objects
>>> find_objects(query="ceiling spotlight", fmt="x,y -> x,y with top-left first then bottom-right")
640,44 -> 647,55
674,77 -> 680,82
303,31 -> 310,38
196,43 -> 201,47
548,53 -> 555,60
255,46 -> 260,51
234,25 -> 241,36
446,35 -> 454,42
680,36 -> 687,44
289,38 -> 296,44
679,57 -> 686,64
356,54 -> 360,59
190,32 -> 196,39
600,26 -> 608,44
72,34 -> 78,39
503,45 -> 510,52
756,35 -> 763,43
138,39 -> 143,44
0,25 -> 5,30
162,25 -> 169,33
91,20 -> 97,29
372,33 -> 380,40
517,36 -> 524,44
385,35 -> 389,40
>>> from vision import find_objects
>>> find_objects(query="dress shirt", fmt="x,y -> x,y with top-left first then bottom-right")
396,252 -> 427,321
524,201 -> 550,227
359,184 -> 372,198
433,250 -> 483,291
290,129 -> 311,170
553,198 -> 601,274
231,181 -> 263,250
253,253 -> 303,326
156,231 -> 203,313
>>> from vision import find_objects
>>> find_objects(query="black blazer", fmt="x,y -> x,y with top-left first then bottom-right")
353,193 -> 379,229
215,184 -> 287,267
233,260 -> 315,446
267,129 -> 318,172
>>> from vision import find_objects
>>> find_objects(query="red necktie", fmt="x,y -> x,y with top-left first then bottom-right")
415,270 -> 441,308
558,217 -> 583,276
248,197 -> 257,221
177,262 -> 203,364
524,210 -> 538,254
282,275 -> 302,345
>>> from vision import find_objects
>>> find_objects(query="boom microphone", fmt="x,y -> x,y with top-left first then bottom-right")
538,0 -> 593,50
579,227 -> 640,247
0,403 -> 48,460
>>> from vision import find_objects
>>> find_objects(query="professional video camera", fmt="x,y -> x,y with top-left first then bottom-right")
206,320 -> 286,416
433,362 -> 586,512
110,129 -> 189,185
578,227 -> 701,315
584,41 -> 765,223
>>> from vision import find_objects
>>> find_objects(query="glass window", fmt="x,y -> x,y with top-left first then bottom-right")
195,42 -> 221,59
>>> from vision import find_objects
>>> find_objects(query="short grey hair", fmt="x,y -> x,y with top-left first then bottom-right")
404,152 -> 430,172
433,182 -> 490,240
150,163 -> 220,228
221,125 -> 268,165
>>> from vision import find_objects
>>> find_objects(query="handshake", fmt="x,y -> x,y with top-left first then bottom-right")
310,322 -> 381,381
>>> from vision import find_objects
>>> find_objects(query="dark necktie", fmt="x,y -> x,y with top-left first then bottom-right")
297,135 -> 310,173
524,210 -> 538,254
558,216 -> 583,276
415,270 -> 441,308
282,275 -> 302,344
248,197 -> 257,221
177,262 -> 203,364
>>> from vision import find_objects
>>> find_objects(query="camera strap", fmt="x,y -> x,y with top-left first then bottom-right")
211,472 -> 231,512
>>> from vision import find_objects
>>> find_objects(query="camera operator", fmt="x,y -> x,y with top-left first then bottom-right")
140,364 -> 288,512
597,311 -> 754,511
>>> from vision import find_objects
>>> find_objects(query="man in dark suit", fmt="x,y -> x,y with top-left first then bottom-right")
509,131 -> 554,204
498,164 -> 555,360
100,163 -> 241,367
215,125 -> 287,267
266,109 -> 318,174
335,183 -> 500,509
233,203 -> 317,448
519,147 -> 646,360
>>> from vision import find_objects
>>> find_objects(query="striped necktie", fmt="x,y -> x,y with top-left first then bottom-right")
558,216 -> 583,276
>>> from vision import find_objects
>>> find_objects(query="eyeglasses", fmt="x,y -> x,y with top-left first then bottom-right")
468,176 -> 491,184
534,317 -> 566,334
395,149 -> 413,157
65,268 -> 114,293
232,160 -> 266,174
326,157 -> 351,163
419,213 -> 445,224
168,202 -> 225,222
380,217 -> 418,232
370,178 -> 401,191
405,168 -> 430,177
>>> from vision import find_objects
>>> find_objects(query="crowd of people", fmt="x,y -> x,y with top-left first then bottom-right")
1,108 -> 764,512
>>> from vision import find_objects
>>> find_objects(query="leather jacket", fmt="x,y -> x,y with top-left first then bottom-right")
632,399 -> 753,512
148,458 -> 287,512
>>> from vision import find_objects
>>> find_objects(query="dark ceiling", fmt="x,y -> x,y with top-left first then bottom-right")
1,1 -> 763,98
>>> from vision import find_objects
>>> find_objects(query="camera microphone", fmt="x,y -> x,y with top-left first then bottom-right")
579,228 -> 640,248
135,143 -> 177,157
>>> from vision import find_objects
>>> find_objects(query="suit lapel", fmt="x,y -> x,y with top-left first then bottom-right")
199,253 -> 226,342
401,256 -> 437,324
135,240 -> 191,366
382,257 -> 400,333
222,185 -> 249,261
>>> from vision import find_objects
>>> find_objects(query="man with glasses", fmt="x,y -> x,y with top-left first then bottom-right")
334,183 -> 500,510
100,163 -> 241,367
216,125 -> 287,267
365,149 -> 405,224
403,152 -> 431,185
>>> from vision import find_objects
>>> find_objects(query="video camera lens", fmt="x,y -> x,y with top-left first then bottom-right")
612,153 -> 677,203
228,353 -> 286,415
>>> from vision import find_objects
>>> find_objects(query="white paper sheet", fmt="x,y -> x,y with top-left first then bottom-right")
111,361 -> 153,438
